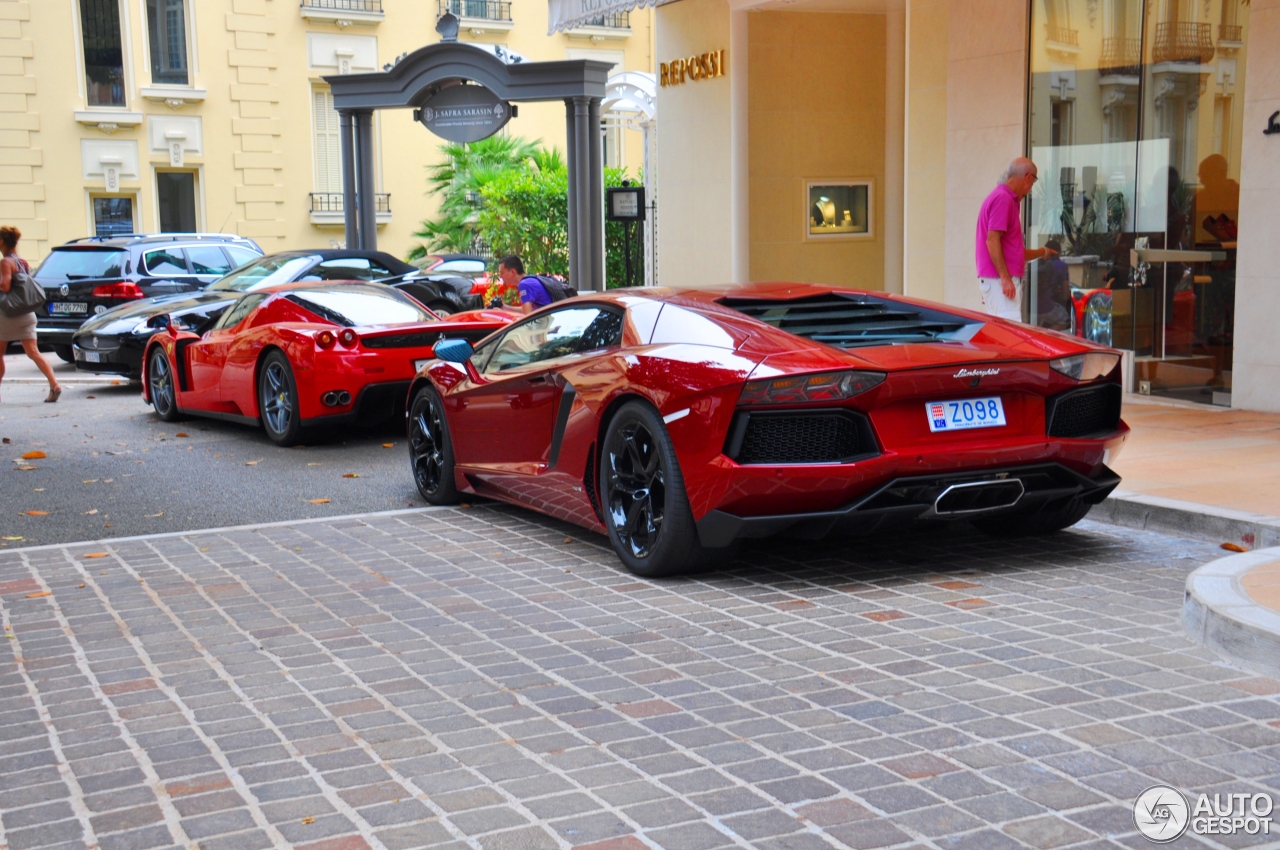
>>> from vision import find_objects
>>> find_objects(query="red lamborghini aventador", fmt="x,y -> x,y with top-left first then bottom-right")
141,282 -> 512,445
406,284 -> 1130,576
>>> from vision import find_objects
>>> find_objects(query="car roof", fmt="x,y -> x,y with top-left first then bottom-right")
254,281 -> 401,295
254,249 -> 416,272
58,233 -> 262,250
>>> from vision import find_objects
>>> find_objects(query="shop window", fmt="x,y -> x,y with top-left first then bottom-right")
806,182 -> 871,240
92,196 -> 135,236
79,0 -> 126,107
157,171 -> 197,232
146,0 -> 189,86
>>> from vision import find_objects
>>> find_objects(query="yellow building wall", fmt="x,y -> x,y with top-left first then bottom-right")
903,0 -> 947,304
747,11 -> 885,289
2,0 -> 653,265
654,0 -> 732,288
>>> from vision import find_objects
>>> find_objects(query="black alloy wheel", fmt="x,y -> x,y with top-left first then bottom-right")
408,386 -> 458,504
148,348 -> 181,422
600,401 -> 709,577
429,301 -> 456,317
54,345 -> 75,363
258,350 -> 302,446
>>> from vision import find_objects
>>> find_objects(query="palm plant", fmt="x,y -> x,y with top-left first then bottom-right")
407,135 -> 542,262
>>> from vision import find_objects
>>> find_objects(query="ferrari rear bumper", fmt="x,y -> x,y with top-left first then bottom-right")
300,380 -> 411,428
694,463 -> 1121,548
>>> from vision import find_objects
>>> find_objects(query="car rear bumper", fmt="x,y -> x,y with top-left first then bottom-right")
71,338 -> 144,378
695,462 -> 1121,548
300,380 -> 411,428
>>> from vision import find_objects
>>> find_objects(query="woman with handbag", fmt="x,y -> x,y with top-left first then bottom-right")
0,226 -> 61,403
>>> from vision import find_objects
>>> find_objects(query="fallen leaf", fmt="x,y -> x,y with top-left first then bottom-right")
78,583 -> 85,588
245,460 -> 260,466
563,537 -> 573,544
103,523 -> 111,528
145,511 -> 164,518
309,498 -> 330,504
1,438 -> 8,443
83,480 -> 98,484
176,433 -> 189,438
16,465 -> 36,471
24,510 -> 48,516
103,479 -> 113,484
20,451 -> 45,460
292,445 -> 304,450
307,462 -> 323,467
343,473 -> 359,478
111,380 -> 121,385
459,503 -> 470,509
4,635 -> 12,640
2,536 -> 22,541
85,396 -> 95,399
382,443 -> 394,448
83,553 -> 109,559
301,817 -> 315,825
84,509 -> 98,516
1221,542 -> 1248,552
26,591 -> 51,598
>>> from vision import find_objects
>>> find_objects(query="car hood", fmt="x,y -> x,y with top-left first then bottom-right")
75,291 -> 240,334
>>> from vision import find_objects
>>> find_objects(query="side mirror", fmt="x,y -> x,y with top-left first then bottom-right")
433,338 -> 474,363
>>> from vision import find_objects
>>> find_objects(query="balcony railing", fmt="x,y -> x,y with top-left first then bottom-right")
576,11 -> 630,27
1045,24 -> 1079,46
300,0 -> 383,11
1099,37 -> 1142,77
1153,21 -> 1215,64
309,193 -> 391,214
1219,23 -> 1242,43
438,0 -> 512,21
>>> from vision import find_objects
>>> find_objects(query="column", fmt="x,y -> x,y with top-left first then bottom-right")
339,110 -> 358,250
355,110 -> 378,252
587,96 -> 605,292
565,99 -> 580,290
729,8 -> 750,284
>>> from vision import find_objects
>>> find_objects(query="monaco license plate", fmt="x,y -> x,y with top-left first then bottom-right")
413,358 -> 433,372
49,302 -> 88,315
76,349 -> 101,363
926,397 -> 1006,432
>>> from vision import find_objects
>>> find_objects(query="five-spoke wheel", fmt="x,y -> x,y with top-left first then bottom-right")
258,350 -> 301,446
408,386 -> 458,504
148,348 -> 180,422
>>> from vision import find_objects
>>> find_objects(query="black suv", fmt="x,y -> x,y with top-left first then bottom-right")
34,233 -> 263,361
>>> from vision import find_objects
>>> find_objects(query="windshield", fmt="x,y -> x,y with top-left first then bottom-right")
285,285 -> 434,327
208,255 -> 317,292
35,248 -> 126,281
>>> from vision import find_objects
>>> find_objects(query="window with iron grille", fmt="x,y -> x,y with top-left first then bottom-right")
79,0 -> 126,106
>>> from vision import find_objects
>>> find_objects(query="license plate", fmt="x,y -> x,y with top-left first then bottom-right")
926,397 -> 1006,432
49,302 -> 88,315
413,358 -> 433,372
77,349 -> 101,363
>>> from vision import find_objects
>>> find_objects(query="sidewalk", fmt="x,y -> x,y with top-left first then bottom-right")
1104,394 -> 1280,678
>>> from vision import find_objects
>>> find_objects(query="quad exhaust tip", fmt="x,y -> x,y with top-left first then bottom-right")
931,479 -> 1025,516
321,391 -> 352,407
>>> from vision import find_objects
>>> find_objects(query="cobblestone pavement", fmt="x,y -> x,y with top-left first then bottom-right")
2,507 -> 1278,850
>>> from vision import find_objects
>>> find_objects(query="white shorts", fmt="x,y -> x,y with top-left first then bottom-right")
978,277 -> 1023,322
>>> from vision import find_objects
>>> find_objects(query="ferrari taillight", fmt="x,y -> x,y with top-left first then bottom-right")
337,329 -> 359,348
316,330 -> 336,349
738,370 -> 885,406
91,281 -> 144,300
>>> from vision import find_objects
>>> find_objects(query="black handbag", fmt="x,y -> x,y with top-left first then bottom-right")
0,261 -> 46,318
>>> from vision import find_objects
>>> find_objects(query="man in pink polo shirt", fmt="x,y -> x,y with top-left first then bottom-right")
975,157 -> 1057,321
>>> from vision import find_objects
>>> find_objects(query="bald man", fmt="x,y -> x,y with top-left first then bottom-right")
975,157 -> 1057,321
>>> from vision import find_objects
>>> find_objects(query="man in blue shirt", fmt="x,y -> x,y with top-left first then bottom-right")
497,255 -> 551,314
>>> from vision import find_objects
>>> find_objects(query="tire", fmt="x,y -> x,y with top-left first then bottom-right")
971,499 -> 1092,537
408,385 -> 459,504
599,400 -> 709,578
54,345 -> 75,363
258,350 -> 303,446
148,347 -> 182,422
428,301 -> 456,317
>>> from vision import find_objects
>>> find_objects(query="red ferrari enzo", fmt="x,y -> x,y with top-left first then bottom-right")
141,282 -> 512,445
407,284 -> 1130,577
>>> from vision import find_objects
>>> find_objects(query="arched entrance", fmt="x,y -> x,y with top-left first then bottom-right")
603,71 -> 656,286
325,21 -> 614,290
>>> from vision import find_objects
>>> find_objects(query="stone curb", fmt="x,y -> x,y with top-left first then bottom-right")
1089,489 -> 1280,549
1182,546 -> 1280,679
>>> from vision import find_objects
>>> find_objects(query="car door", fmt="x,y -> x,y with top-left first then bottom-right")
451,306 -> 622,475
185,246 -> 237,286
183,293 -> 267,410
140,248 -> 200,296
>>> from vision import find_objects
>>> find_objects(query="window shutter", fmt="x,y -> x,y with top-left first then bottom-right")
313,87 -> 342,194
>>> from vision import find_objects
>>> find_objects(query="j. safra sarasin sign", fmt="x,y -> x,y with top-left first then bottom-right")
660,50 -> 726,87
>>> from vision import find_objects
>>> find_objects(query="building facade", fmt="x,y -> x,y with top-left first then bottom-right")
651,0 -> 1280,412
0,0 -> 654,262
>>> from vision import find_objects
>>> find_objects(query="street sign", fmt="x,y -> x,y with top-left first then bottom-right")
606,186 -> 645,221
415,84 -> 512,143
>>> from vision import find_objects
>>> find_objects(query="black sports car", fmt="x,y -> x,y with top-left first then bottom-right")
379,253 -> 489,315
70,249 -> 415,379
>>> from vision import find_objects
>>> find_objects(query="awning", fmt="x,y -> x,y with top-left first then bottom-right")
548,0 -> 676,35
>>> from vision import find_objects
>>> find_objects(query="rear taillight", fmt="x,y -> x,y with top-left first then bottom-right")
469,280 -> 489,295
91,282 -> 144,300
337,329 -> 359,348
316,330 -> 336,349
738,370 -> 885,406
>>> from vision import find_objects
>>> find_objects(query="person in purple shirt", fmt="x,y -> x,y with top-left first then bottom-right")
975,157 -> 1057,321
496,254 -> 552,315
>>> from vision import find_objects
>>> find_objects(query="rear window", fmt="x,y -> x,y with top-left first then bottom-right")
285,285 -> 434,327
35,248 -> 126,282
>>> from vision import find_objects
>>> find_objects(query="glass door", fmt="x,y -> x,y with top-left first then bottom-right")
1027,0 -> 1248,406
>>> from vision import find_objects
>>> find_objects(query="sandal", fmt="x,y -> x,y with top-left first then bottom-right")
44,386 -> 61,403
